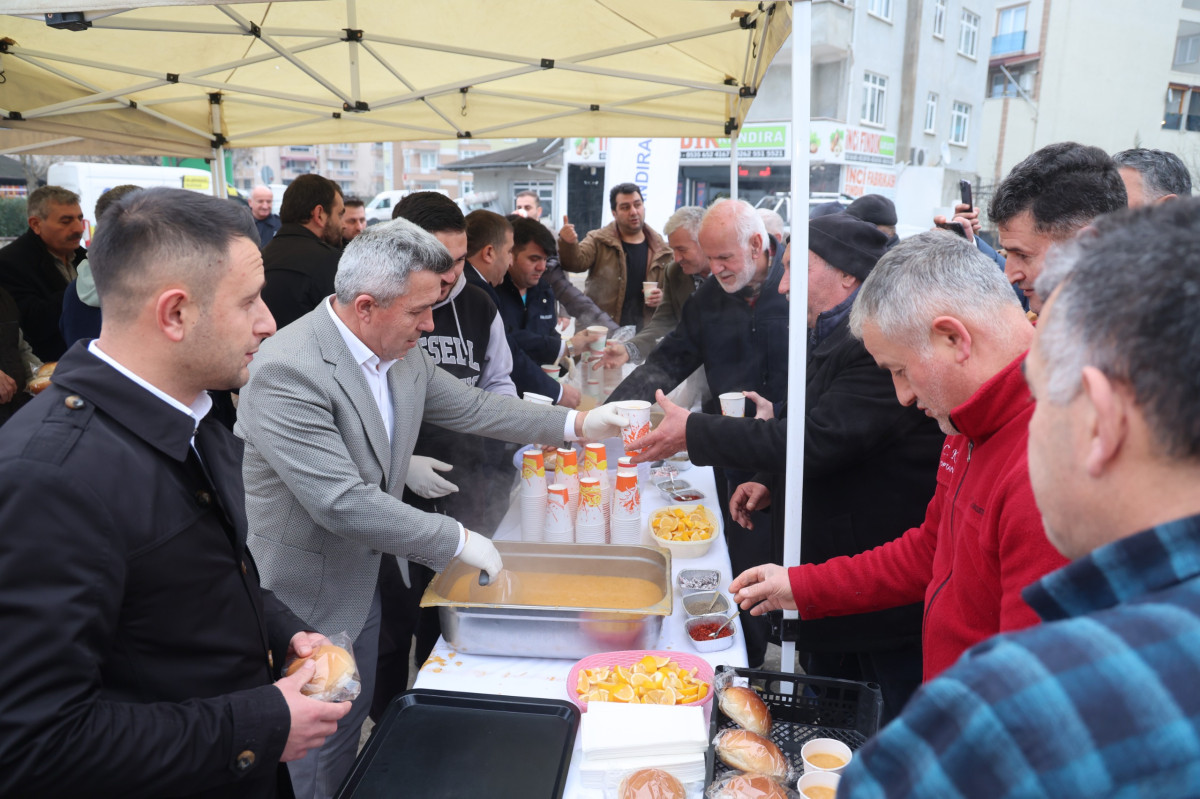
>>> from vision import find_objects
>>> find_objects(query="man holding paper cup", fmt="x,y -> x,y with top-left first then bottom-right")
236,218 -> 629,799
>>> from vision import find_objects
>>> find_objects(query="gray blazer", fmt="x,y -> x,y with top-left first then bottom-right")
237,302 -> 569,638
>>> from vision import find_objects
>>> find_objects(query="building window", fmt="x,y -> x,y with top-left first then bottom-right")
418,152 -> 439,170
950,102 -> 971,145
861,72 -> 888,127
512,180 -> 555,218
992,5 -> 1027,55
932,0 -> 946,38
868,0 -> 892,21
1176,34 -> 1200,66
419,181 -> 439,191
1164,85 -> 1187,130
924,93 -> 938,133
959,10 -> 980,58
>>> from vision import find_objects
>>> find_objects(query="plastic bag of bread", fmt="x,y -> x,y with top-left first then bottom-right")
284,632 -> 361,702
706,772 -> 800,799
27,361 -> 56,395
713,729 -> 793,784
714,671 -> 771,736
616,768 -> 687,799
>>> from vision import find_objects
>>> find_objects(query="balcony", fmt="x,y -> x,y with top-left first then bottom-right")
812,0 -> 852,64
991,30 -> 1027,56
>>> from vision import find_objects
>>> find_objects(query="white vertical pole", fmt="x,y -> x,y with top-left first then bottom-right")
780,0 -> 811,675
729,130 -> 740,200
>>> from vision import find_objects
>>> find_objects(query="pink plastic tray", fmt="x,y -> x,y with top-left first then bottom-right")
566,649 -> 716,712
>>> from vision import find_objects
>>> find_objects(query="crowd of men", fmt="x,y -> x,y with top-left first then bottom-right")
1,142 -> 1199,798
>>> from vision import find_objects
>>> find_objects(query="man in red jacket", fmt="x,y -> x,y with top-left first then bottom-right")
732,231 -> 1069,682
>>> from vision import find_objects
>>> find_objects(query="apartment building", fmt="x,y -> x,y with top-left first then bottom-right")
980,0 -> 1200,212
232,142 -> 386,200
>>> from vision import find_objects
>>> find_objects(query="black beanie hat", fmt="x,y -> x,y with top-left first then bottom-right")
808,214 -> 889,281
845,194 -> 899,226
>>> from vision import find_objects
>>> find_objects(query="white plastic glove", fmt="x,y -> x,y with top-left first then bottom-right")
405,455 -> 459,499
459,530 -> 503,581
580,403 -> 630,442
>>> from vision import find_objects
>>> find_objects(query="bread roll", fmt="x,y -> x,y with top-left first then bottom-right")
285,644 -> 356,697
714,729 -> 789,782
36,362 -> 56,379
26,376 -> 52,395
619,768 -> 685,799
719,773 -> 791,799
719,685 -> 771,736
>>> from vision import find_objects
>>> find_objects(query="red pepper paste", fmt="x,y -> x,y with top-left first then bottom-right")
689,621 -> 733,641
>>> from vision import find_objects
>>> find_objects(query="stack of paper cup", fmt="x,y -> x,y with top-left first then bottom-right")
575,478 -> 606,543
544,484 -> 574,543
586,326 -> 608,385
519,449 -> 547,542
719,391 -> 745,417
582,443 -> 610,534
557,447 -> 579,520
610,466 -> 642,545
615,400 -> 652,456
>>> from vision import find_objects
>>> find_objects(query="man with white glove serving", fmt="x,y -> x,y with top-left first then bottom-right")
237,218 -> 627,799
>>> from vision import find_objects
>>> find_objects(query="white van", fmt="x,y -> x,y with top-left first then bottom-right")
363,189 -> 411,225
46,161 -> 242,243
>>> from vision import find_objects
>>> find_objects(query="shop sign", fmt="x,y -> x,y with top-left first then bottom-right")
841,165 -> 897,199
809,122 -> 896,166
678,124 -> 789,161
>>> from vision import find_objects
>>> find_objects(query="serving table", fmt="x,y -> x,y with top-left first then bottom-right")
413,462 -> 749,798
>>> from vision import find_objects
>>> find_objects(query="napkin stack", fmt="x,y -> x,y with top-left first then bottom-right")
579,702 -> 709,788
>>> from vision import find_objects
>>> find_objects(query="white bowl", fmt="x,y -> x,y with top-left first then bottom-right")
648,504 -> 719,559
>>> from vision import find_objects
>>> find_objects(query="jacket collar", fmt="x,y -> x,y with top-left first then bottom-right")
49,341 -> 198,462
273,222 -> 339,251
20,226 -> 87,267
591,220 -> 668,255
948,351 -> 1032,444
1024,514 -> 1200,622
310,303 -> 393,472
810,287 -> 859,348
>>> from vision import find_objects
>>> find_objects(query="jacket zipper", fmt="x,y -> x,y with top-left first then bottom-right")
921,439 -> 973,654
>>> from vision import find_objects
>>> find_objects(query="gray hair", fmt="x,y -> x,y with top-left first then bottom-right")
335,217 -> 453,306
756,208 -> 786,240
1035,198 -> 1200,459
704,198 -> 768,250
28,185 -> 80,219
662,206 -> 704,239
849,231 -> 1021,351
1112,147 -> 1193,201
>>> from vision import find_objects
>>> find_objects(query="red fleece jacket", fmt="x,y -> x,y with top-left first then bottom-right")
789,352 -> 1069,681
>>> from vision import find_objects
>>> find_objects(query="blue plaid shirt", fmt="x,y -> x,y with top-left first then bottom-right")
839,514 -> 1200,798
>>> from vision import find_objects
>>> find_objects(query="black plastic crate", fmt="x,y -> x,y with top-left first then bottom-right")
705,665 -> 883,785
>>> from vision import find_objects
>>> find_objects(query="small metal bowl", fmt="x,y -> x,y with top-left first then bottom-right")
677,569 -> 721,596
685,613 -> 737,653
682,591 -> 731,617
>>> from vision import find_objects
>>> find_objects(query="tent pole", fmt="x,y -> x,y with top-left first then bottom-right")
781,1 -> 812,676
729,130 -> 739,200
210,94 -> 227,199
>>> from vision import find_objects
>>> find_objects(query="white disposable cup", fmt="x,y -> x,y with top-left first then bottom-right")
615,400 -> 652,454
544,484 -> 573,542
541,363 -> 561,379
797,770 -> 841,798
801,738 -> 853,775
586,325 -> 608,354
719,391 -> 745,417
520,498 -> 546,542
577,478 -> 605,528
643,281 -> 658,301
523,391 -> 554,406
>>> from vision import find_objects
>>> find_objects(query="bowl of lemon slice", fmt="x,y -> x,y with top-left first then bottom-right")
648,504 -> 719,559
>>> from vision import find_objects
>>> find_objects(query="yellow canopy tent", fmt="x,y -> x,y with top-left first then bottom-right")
0,0 -> 791,159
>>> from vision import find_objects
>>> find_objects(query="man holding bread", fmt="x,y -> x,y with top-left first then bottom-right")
839,198 -> 1200,798
236,217 -> 628,799
0,188 -> 351,799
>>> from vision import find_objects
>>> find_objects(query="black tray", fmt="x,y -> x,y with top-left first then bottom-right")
336,689 -> 580,799
706,666 -> 882,784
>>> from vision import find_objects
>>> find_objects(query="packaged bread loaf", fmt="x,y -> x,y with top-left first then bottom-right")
718,685 -> 771,736
284,634 -> 361,702
706,772 -> 798,799
619,767 -> 686,799
713,729 -> 791,783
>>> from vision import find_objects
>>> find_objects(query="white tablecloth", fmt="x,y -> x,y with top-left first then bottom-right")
414,462 -> 748,798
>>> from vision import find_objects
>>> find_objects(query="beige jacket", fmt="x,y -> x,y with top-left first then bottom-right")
558,220 -> 672,327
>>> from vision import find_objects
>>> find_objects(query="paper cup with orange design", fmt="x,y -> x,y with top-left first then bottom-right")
615,400 -> 652,455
